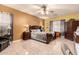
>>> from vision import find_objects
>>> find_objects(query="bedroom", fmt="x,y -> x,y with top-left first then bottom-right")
0,4 -> 79,55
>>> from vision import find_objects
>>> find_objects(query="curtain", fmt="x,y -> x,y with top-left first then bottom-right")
0,12 -> 12,36
51,20 -> 64,32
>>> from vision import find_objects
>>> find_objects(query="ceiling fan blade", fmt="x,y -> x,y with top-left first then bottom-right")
33,4 -> 47,9
33,4 -> 43,8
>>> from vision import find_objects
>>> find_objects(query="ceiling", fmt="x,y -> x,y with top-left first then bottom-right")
3,4 -> 79,19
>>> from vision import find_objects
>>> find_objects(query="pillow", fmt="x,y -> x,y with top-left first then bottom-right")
36,29 -> 41,32
31,29 -> 41,32
31,29 -> 36,32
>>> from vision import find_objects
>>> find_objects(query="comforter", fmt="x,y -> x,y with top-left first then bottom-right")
31,32 -> 53,43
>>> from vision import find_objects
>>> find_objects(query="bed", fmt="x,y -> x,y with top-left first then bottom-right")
29,25 -> 54,44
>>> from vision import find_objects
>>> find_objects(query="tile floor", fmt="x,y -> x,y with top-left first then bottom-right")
0,38 -> 76,55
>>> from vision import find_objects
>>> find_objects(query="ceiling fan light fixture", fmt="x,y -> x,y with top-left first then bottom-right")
41,10 -> 45,15
39,16 -> 49,19
46,11 -> 49,15
40,9 -> 49,15
34,4 -> 57,19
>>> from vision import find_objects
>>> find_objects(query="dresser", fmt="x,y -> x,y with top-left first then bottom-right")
65,19 -> 79,41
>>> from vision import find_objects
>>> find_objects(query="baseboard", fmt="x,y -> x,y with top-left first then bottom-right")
13,39 -> 22,43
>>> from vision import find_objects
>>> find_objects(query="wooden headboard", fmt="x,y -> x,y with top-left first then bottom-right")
29,25 -> 42,32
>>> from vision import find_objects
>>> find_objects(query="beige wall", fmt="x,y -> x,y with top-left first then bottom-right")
0,5 -> 43,40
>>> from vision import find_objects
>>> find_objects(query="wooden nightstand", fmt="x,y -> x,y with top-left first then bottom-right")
22,32 -> 31,40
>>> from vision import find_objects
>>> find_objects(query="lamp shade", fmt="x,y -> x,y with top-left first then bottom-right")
76,26 -> 79,32
75,26 -> 79,35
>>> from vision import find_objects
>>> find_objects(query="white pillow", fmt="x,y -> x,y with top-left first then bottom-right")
36,29 -> 41,32
31,30 -> 36,32
31,29 -> 41,32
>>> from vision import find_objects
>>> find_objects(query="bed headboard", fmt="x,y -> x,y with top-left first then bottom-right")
29,25 -> 42,32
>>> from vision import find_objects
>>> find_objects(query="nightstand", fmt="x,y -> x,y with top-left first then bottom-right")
22,32 -> 31,40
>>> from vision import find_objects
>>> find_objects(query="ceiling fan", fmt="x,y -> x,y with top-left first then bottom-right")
34,4 -> 55,15
40,4 -> 47,15
33,4 -> 57,19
